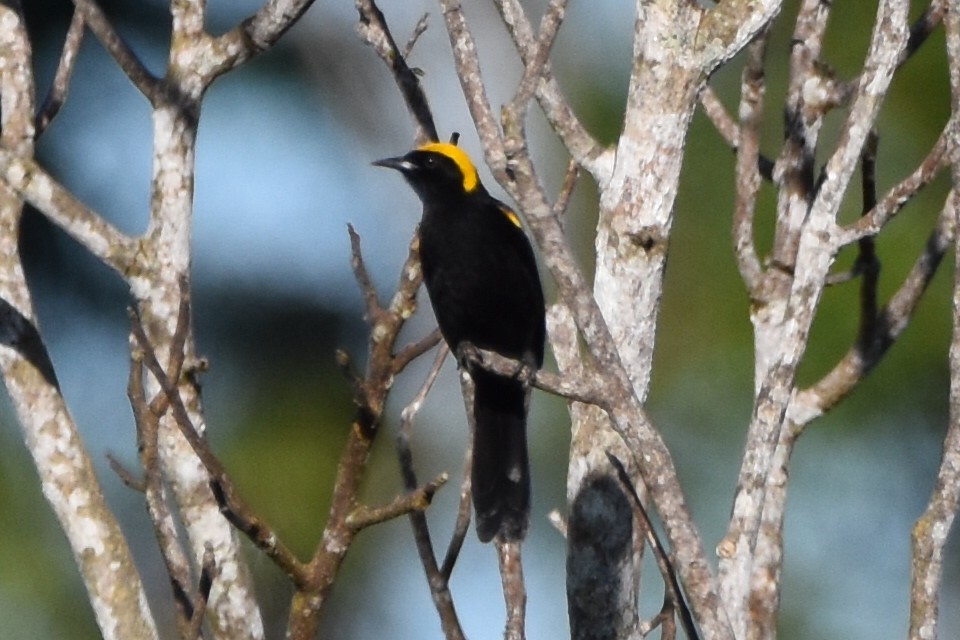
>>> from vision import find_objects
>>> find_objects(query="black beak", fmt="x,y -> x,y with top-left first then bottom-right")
372,156 -> 414,173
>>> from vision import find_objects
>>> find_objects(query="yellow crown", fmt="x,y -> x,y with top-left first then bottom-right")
418,142 -> 479,193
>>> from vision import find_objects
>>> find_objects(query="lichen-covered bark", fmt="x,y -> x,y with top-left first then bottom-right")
0,4 -> 157,637
132,96 -> 264,639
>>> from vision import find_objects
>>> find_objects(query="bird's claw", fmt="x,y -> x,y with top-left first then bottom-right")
455,341 -> 483,372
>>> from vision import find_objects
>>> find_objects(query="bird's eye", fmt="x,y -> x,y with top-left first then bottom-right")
424,155 -> 436,167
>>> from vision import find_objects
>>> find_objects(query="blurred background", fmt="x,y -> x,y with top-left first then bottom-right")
1,0 -> 957,638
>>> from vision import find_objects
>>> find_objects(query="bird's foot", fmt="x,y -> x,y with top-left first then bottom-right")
512,360 -> 537,388
455,341 -> 483,371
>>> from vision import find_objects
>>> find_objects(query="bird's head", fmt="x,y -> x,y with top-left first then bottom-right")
373,142 -> 482,201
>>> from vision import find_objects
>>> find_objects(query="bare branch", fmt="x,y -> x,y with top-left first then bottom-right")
396,343 -> 468,639
907,5 -> 960,613
700,86 -> 739,151
0,150 -> 138,274
206,0 -> 318,81
128,306 -> 309,587
127,342 -> 194,636
732,33 -> 769,295
608,453 -> 700,640
185,545 -> 218,640
495,540 -> 526,640
838,120 -> 954,245
347,474 -> 449,530
439,444 -> 474,581
72,0 -> 163,104
0,5 -> 158,637
695,0 -> 781,69
402,13 -> 430,59
552,159 -> 579,224
36,8 -> 85,136
438,0 -> 506,170
812,0 -> 909,228
106,452 -> 145,492
504,0 -> 566,121
355,0 -> 439,142
288,226 -> 432,639
494,0 -> 611,181
902,0 -> 947,65
348,223 -> 385,324
458,343 -> 606,407
393,328 -> 442,373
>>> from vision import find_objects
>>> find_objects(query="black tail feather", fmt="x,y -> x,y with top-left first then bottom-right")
471,368 -> 530,542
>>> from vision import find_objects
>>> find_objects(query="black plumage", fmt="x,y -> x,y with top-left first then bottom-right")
374,142 -> 545,541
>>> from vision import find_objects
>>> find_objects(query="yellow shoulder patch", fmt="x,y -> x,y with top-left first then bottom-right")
499,205 -> 522,229
418,142 -> 479,193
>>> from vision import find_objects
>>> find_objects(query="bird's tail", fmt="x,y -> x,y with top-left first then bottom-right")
471,367 -> 531,542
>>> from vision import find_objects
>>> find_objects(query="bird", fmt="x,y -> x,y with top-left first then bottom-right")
374,141 -> 545,542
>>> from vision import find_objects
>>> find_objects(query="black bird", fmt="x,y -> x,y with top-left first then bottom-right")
374,142 -> 545,542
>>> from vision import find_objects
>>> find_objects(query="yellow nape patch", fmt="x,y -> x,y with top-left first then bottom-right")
419,142 -> 479,192
499,205 -> 522,229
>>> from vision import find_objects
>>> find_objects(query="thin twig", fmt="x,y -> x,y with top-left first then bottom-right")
493,0 -> 610,180
128,306 -> 309,586
35,8 -> 85,136
699,86 -> 740,149
856,130 -> 881,338
495,539 -> 526,640
901,0 -> 946,66
396,342 -> 467,640
185,544 -> 217,640
608,453 -> 700,640
402,13 -> 430,58
355,0 -> 439,142
106,453 -> 145,492
839,120 -> 954,245
348,223 -> 384,324
732,32 -> 769,295
795,192 -> 955,421
440,441 -> 473,581
288,225 -> 432,639
552,159 -> 579,226
506,0 -> 566,114
128,333 -> 194,635
393,328 -> 442,374
73,0 -> 163,104
347,474 -> 449,530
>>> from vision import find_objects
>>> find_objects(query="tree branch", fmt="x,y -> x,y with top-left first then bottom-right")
72,0 -> 163,104
496,540 -> 526,640
0,4 -> 157,637
355,0 -> 439,142
35,8 -> 85,136
397,342 -> 468,640
494,0 -> 611,181
0,150 -> 138,274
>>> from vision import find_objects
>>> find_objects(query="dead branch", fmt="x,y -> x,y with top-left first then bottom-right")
396,342 -> 468,640
72,0 -> 162,103
355,0 -> 439,143
35,8 -> 85,135
495,539 -> 526,640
